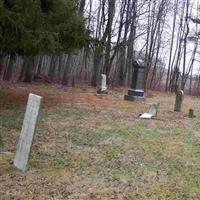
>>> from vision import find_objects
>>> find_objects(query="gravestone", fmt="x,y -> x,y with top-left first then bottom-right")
148,103 -> 160,116
97,74 -> 108,94
124,60 -> 145,101
188,109 -> 195,118
174,90 -> 184,112
14,93 -> 42,172
140,103 -> 160,119
0,132 -> 3,152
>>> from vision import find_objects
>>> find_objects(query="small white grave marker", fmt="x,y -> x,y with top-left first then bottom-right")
97,74 -> 108,94
101,74 -> 107,91
14,93 -> 42,171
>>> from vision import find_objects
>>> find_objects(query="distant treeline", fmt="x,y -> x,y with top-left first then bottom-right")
1,0 -> 200,95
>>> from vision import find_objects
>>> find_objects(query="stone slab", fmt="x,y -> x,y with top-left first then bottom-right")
124,95 -> 145,102
128,89 -> 144,97
140,113 -> 153,119
14,93 -> 42,172
97,90 -> 108,94
140,103 -> 160,119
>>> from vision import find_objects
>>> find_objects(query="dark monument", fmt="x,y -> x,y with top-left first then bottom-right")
188,109 -> 195,118
124,60 -> 145,101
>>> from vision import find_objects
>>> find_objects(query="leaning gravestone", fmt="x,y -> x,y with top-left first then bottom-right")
97,74 -> 108,94
148,103 -> 160,117
140,103 -> 160,119
174,90 -> 184,112
14,93 -> 42,172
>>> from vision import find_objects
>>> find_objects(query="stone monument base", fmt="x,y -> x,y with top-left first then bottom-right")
124,89 -> 145,102
97,89 -> 108,94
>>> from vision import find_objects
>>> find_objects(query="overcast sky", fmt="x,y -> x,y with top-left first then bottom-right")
85,0 -> 200,75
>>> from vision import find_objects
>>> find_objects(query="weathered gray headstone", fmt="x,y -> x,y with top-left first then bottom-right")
174,90 -> 184,112
14,93 -> 42,172
140,103 -> 160,119
97,74 -> 108,94
148,103 -> 160,117
101,74 -> 107,91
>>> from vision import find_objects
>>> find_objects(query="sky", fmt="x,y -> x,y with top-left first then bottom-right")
85,0 -> 200,75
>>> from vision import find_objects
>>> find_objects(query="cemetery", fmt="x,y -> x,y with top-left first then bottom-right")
1,0 -> 200,199
1,83 -> 200,199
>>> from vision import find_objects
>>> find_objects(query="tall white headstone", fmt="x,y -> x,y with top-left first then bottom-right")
101,74 -> 107,91
14,93 -> 42,172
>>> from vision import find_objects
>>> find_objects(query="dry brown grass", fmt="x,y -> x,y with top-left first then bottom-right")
1,84 -> 200,199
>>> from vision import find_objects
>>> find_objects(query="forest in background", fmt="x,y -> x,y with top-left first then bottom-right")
1,0 -> 200,95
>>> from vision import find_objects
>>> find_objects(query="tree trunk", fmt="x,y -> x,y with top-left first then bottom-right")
36,55 -> 43,76
0,54 -> 3,79
181,0 -> 190,91
91,48 -> 101,86
103,0 -> 115,77
3,55 -> 15,81
118,0 -> 131,85
19,56 -> 28,81
23,57 -> 35,83
62,54 -> 72,85
165,0 -> 178,92
126,0 -> 137,85
48,55 -> 57,82
189,66 -> 193,95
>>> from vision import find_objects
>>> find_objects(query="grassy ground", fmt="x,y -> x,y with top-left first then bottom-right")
1,83 -> 200,199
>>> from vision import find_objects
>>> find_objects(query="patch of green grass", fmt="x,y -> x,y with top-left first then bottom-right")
90,157 -> 141,185
64,126 -> 103,147
28,155 -> 70,171
100,123 -> 146,140
87,123 -> 200,197
40,107 -> 93,121
36,107 -> 94,134
103,147 -> 121,159
0,107 -> 25,130
71,158 -> 91,171
0,103 -> 93,132
29,159 -> 41,169
0,129 -> 3,148
50,157 -> 70,169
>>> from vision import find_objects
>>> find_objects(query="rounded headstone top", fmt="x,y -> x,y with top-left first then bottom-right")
137,59 -> 144,65
133,59 -> 146,69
